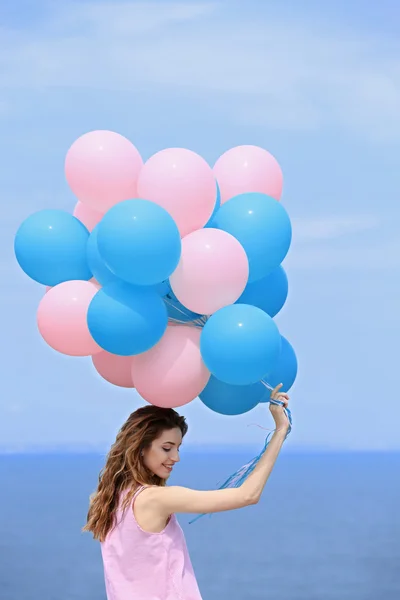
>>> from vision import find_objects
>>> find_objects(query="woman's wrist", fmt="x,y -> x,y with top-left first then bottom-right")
274,424 -> 289,437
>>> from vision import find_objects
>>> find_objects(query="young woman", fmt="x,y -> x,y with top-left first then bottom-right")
83,383 -> 290,599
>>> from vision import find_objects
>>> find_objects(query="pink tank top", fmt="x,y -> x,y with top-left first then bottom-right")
100,485 -> 203,599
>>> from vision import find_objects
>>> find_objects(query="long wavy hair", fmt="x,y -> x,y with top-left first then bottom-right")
82,404 -> 188,542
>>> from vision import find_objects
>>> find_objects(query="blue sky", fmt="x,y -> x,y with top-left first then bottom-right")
1,1 -> 399,452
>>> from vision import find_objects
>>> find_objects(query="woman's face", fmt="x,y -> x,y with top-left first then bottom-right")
142,427 -> 182,480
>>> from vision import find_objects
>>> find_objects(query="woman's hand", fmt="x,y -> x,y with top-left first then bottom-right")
269,383 -> 290,432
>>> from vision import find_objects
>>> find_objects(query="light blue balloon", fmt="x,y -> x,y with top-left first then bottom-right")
236,266 -> 288,318
153,280 -> 171,297
87,282 -> 168,356
204,182 -> 221,228
87,225 -> 120,287
261,336 -> 298,397
88,228 -> 171,291
164,290 -> 201,323
200,304 -> 282,385
213,192 -> 292,282
14,209 -> 92,286
97,199 -> 181,286
199,375 -> 268,415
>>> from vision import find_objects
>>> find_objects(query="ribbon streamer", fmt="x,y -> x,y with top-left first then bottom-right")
163,295 -> 208,328
188,395 -> 292,525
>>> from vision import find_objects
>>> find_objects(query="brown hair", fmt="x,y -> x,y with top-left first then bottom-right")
82,404 -> 188,542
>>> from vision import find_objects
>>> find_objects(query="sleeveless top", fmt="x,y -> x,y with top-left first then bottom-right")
100,485 -> 203,600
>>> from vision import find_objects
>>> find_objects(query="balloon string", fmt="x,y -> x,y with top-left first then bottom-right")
163,297 -> 190,317
261,379 -> 274,391
247,423 -> 274,432
188,398 -> 292,525
164,297 -> 207,328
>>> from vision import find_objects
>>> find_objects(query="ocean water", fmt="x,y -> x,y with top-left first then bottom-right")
0,450 -> 399,600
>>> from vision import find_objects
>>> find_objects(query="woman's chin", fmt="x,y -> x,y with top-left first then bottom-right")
148,464 -> 172,480
152,469 -> 170,480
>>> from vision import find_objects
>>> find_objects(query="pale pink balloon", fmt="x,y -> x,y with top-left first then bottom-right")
137,148 -> 216,237
45,278 -> 100,294
65,130 -> 143,212
132,326 -> 210,408
73,201 -> 104,232
92,351 -> 135,388
37,280 -> 101,356
213,145 -> 283,204
170,228 -> 249,315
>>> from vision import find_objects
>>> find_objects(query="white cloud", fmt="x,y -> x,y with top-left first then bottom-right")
292,215 -> 380,241
285,215 -> 398,270
285,238 -> 400,270
0,2 -> 400,140
19,2 -> 217,40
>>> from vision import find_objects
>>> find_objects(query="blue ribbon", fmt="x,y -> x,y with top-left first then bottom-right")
188,397 -> 292,525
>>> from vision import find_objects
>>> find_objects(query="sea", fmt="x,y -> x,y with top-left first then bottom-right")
0,450 -> 399,600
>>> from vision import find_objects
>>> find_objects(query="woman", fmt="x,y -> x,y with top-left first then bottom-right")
83,383 -> 290,599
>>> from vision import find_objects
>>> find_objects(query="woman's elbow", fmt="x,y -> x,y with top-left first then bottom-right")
247,494 -> 260,506
240,491 -> 259,507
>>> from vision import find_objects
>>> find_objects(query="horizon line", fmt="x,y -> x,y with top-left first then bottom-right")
0,444 -> 399,455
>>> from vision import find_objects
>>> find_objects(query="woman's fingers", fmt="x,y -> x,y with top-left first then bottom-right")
271,390 -> 290,407
270,384 -> 291,411
271,383 -> 283,399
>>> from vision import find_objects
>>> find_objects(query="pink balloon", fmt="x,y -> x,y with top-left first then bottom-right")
73,201 -> 104,232
213,145 -> 283,204
37,280 -> 101,356
65,130 -> 143,212
92,351 -> 135,388
137,148 -> 216,237
45,278 -> 100,294
132,326 -> 210,408
170,228 -> 249,314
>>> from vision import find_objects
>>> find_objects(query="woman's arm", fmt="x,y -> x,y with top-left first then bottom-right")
239,425 -> 288,503
148,426 -> 288,516
148,484 -> 254,516
148,384 -> 290,517
241,383 -> 290,503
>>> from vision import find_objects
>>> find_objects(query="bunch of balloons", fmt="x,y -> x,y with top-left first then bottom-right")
14,130 -> 298,415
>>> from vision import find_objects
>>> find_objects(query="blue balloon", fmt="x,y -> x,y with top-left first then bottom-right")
87,225 -> 120,287
88,228 -> 171,292
199,375 -> 267,415
164,290 -> 202,323
236,266 -> 288,318
14,209 -> 92,286
213,192 -> 292,282
87,282 -> 168,356
200,304 -> 282,385
261,336 -> 298,397
153,280 -> 171,297
204,182 -> 221,228
97,199 -> 181,286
